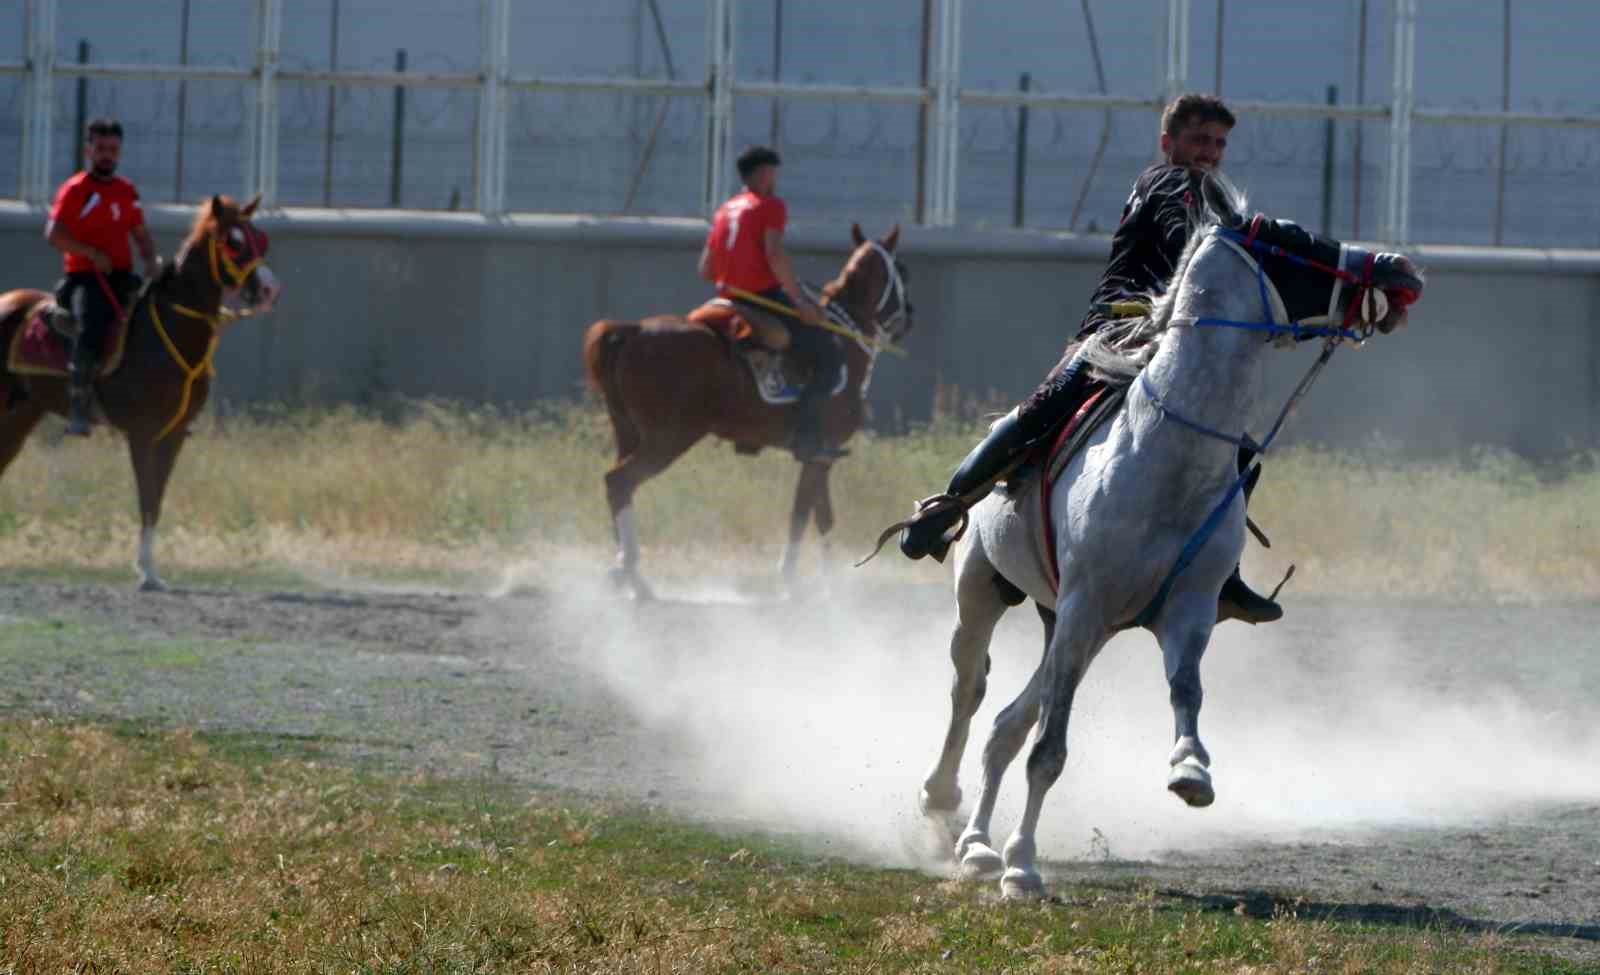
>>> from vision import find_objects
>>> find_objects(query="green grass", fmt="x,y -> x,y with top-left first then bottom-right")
0,401 -> 1595,598
0,717 -> 1590,973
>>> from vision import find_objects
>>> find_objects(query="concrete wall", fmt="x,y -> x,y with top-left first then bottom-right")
2,202 -> 1595,455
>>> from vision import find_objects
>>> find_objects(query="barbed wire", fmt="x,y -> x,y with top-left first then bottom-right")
7,41 -> 1600,241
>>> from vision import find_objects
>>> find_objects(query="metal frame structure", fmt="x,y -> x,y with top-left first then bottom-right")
9,0 -> 1600,243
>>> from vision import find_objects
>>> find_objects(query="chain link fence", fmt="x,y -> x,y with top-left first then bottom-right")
3,0 -> 1598,246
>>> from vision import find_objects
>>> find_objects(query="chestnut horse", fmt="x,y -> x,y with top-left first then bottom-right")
0,194 -> 280,590
583,224 -> 911,598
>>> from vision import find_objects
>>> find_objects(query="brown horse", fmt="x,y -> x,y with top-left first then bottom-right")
583,224 -> 911,598
0,193 -> 280,590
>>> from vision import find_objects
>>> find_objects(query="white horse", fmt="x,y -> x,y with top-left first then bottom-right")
915,176 -> 1425,898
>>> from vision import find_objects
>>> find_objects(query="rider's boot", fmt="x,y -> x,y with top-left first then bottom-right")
899,354 -> 1093,562
63,338 -> 97,437
1217,447 -> 1283,624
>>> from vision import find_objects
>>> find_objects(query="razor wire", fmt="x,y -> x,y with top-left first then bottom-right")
8,2 -> 1600,247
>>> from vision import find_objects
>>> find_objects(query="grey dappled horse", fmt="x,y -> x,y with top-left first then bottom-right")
917,175 -> 1425,899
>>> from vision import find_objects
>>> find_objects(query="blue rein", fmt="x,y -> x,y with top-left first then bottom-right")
1131,230 -> 1345,629
1191,228 -> 1373,345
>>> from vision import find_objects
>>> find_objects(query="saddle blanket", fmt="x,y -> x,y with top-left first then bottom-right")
687,300 -> 846,406
6,301 -> 128,380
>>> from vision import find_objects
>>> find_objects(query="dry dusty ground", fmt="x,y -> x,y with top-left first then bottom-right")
1,571 -> 1596,957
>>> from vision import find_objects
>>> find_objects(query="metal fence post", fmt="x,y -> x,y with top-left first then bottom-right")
1013,71 -> 1029,228
247,0 -> 281,207
22,0 -> 58,204
1165,0 -> 1190,102
703,0 -> 734,216
390,49 -> 406,207
71,40 -> 88,177
928,0 -> 961,226
1383,0 -> 1415,245
476,0 -> 509,215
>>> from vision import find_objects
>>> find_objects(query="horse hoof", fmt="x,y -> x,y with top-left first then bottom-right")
606,567 -> 654,602
960,844 -> 1004,880
1000,867 -> 1045,899
1167,758 -> 1215,808
139,577 -> 168,593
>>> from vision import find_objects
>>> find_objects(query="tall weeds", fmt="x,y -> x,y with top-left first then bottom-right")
0,402 -> 1593,598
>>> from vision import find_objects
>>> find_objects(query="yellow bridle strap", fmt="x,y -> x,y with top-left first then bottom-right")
207,234 -> 263,290
149,300 -> 220,442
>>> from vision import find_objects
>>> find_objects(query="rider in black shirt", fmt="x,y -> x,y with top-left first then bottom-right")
900,94 -> 1283,625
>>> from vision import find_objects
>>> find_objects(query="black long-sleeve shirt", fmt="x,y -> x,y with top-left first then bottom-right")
1079,163 -> 1205,336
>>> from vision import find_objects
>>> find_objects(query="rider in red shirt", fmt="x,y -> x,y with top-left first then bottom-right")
699,146 -> 841,462
44,117 -> 159,435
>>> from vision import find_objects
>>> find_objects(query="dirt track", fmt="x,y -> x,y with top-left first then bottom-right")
1,575 -> 1596,957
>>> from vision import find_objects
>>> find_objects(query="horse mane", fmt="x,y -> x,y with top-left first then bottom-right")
819,243 -> 869,305
181,196 -> 239,253
1077,172 -> 1249,383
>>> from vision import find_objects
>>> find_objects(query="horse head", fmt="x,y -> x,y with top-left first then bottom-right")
827,223 -> 912,347
177,193 -> 281,313
1198,172 -> 1423,335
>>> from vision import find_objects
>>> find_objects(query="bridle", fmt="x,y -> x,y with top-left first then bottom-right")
1131,224 -> 1415,627
144,218 -> 272,441
207,221 -> 270,292
808,240 -> 912,396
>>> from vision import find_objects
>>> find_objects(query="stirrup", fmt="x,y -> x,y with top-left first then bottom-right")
65,397 -> 94,435
857,493 -> 970,567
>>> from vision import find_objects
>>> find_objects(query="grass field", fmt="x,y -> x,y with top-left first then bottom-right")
1,402 -> 1595,598
1,717 -> 1589,974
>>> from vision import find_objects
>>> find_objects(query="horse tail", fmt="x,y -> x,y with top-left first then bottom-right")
583,319 -> 643,458
582,319 -> 634,392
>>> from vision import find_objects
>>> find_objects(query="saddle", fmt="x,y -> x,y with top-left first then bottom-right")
686,298 -> 846,406
6,290 -> 133,381
1027,385 -> 1127,593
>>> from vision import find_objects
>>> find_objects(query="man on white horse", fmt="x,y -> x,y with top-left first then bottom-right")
898,93 -> 1282,625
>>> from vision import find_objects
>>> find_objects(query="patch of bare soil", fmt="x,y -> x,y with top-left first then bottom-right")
1,577 -> 1595,959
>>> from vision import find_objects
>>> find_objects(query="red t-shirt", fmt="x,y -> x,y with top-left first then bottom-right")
706,190 -> 787,296
48,171 -> 145,274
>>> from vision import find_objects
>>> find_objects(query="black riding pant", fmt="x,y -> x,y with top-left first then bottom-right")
59,269 -> 137,363
755,287 -> 842,403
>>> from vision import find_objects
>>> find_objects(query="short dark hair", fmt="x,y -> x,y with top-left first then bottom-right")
85,118 -> 123,142
736,145 -> 781,181
1160,94 -> 1235,140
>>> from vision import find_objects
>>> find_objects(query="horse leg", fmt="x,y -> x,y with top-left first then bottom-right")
920,545 -> 1013,823
603,432 -> 701,600
999,595 -> 1110,898
956,632 -> 1045,880
1152,592 -> 1219,807
813,462 -> 836,577
0,401 -> 46,477
777,461 -> 831,592
127,432 -> 188,592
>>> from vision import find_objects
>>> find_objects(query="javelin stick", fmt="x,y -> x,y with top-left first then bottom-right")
723,285 -> 908,358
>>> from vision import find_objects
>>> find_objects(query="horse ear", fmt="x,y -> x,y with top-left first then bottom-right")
1199,173 -> 1245,230
851,222 -> 866,247
882,223 -> 900,251
209,194 -> 226,220
242,193 -> 262,217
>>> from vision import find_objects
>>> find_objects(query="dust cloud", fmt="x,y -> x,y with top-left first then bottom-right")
507,557 -> 1599,871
